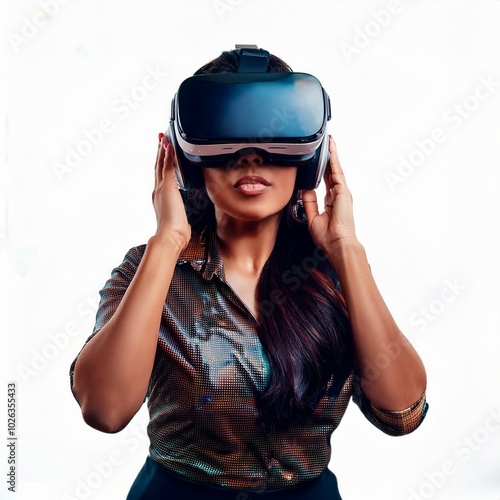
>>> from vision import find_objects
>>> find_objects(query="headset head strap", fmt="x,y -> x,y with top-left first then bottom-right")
232,44 -> 270,73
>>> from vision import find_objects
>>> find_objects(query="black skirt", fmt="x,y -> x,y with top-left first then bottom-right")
127,456 -> 343,500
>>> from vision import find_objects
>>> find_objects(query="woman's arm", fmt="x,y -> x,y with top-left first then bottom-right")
326,239 -> 426,410
72,137 -> 191,432
302,137 -> 426,411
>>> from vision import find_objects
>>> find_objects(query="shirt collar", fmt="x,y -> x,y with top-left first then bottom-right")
177,227 -> 225,282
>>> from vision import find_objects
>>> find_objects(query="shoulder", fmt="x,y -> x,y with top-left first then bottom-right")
114,230 -> 211,276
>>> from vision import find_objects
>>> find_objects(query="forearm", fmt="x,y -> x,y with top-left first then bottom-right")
326,240 -> 427,411
72,235 -> 181,432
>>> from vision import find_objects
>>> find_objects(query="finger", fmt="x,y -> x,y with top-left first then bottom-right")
329,136 -> 346,186
161,139 -> 179,192
323,186 -> 334,211
155,135 -> 166,187
161,139 -> 175,180
332,183 -> 353,207
322,153 -> 333,191
301,189 -> 320,222
154,133 -> 164,168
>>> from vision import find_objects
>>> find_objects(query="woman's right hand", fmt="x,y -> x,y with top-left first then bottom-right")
152,134 -> 191,253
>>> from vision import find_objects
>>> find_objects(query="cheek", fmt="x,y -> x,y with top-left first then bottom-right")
203,170 -> 227,205
281,168 -> 298,196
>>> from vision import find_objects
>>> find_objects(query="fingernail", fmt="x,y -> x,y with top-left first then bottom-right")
158,132 -> 164,142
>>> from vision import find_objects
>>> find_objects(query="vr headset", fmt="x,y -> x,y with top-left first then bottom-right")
166,46 -> 331,190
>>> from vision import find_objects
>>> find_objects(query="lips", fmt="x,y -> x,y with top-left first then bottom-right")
234,175 -> 271,196
234,175 -> 271,188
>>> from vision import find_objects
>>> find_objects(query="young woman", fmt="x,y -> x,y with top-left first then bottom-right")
70,49 -> 428,499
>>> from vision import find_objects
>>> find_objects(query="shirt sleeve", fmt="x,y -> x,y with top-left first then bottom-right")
68,245 -> 146,394
351,372 -> 428,436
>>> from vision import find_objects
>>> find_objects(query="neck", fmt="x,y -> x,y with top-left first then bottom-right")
216,213 -> 280,277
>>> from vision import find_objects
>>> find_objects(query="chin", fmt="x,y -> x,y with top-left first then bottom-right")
216,205 -> 284,225
235,210 -> 281,222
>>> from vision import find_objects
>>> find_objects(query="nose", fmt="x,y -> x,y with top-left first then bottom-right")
236,151 -> 264,167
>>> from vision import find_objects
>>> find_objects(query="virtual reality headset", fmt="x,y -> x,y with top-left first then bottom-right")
166,46 -> 331,190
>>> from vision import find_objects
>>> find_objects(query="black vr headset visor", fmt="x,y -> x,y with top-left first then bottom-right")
166,48 -> 331,190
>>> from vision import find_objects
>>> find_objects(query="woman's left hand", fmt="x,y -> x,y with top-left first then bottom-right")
302,136 -> 358,253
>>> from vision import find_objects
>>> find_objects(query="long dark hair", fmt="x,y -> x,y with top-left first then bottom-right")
186,50 -> 354,429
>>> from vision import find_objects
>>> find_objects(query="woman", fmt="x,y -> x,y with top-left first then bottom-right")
70,49 -> 428,499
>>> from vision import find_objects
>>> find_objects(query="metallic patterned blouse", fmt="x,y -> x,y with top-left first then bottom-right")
70,228 -> 428,491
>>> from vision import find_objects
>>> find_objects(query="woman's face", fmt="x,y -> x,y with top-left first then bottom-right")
203,152 -> 297,224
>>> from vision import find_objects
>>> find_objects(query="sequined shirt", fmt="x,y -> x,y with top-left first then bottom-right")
70,228 -> 427,491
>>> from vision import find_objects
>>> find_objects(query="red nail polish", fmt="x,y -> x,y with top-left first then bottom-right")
158,132 -> 164,142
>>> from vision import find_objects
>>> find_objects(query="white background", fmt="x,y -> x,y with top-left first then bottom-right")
1,1 -> 499,499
